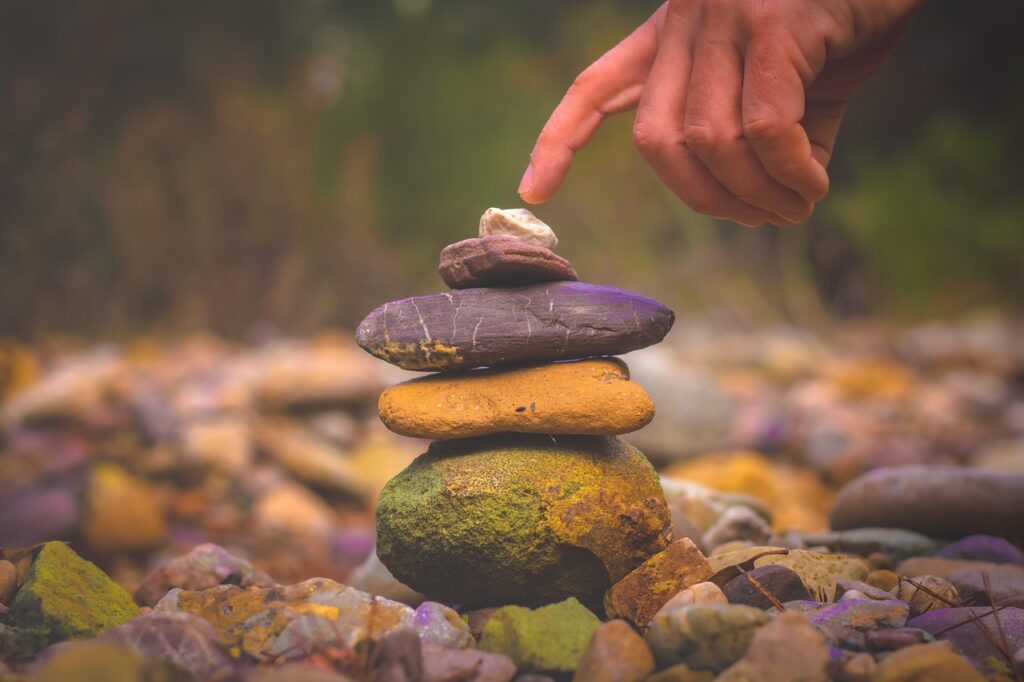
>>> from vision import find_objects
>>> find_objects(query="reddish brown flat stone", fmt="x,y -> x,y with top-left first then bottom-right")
438,236 -> 578,289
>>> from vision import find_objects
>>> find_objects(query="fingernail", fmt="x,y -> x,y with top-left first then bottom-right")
517,164 -> 533,197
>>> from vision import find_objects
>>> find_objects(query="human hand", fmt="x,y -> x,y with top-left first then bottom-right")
519,0 -> 922,226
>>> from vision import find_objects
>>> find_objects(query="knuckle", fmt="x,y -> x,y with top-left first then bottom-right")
743,115 -> 785,143
632,120 -> 669,156
682,123 -> 724,154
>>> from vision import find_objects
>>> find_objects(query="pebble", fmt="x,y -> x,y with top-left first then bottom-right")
0,486 -> 79,548
135,542 -> 274,607
0,560 -> 18,605
254,419 -> 368,498
27,641 -> 193,682
709,547 -> 869,601
865,628 -> 928,652
702,505 -> 772,550
645,604 -> 770,673
98,611 -> 236,680
716,611 -> 829,682
375,434 -> 671,607
935,534 -> 1024,565
180,415 -> 252,474
891,575 -> 959,616
866,569 -> 901,592
478,207 -> 558,249
438,235 -> 577,289
794,528 -> 939,564
645,664 -> 715,682
355,281 -> 674,371
946,563 -> 1024,605
347,548 -> 424,607
604,538 -> 712,627
378,358 -> 654,439
830,465 -> 1024,541
422,644 -> 516,682
872,642 -> 985,682
478,598 -> 600,675
836,580 -> 895,601
787,598 -> 910,631
655,583 -> 728,616
721,564 -> 811,609
571,619 -> 655,682
82,463 -> 167,555
908,606 -> 1024,674
838,652 -> 878,681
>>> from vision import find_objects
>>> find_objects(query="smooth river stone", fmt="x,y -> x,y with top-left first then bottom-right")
830,465 -> 1024,542
378,358 -> 654,439
438,236 -> 578,289
355,282 -> 675,371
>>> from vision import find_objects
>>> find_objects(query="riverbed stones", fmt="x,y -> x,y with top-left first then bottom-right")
478,207 -> 558,249
378,358 -> 654,439
376,434 -> 671,607
645,604 -> 770,672
830,465 -> 1024,541
572,619 -> 655,682
439,236 -> 577,289
355,281 -> 674,371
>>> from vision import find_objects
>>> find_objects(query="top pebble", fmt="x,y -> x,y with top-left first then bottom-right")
479,207 -> 558,249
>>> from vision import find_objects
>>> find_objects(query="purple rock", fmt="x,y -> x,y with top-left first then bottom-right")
99,612 -> 236,679
356,282 -> 674,371
909,607 -> 1024,673
786,599 -> 910,631
0,486 -> 79,547
947,564 -> 1024,606
936,535 -> 1024,566
830,466 -> 1024,542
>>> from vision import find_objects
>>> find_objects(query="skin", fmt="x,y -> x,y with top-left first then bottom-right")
519,0 -> 923,227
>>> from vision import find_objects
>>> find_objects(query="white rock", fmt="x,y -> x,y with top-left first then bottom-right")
478,207 -> 558,249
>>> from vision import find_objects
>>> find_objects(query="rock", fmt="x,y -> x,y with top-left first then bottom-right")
865,628 -> 928,652
786,598 -> 910,631
702,506 -> 772,550
27,641 -> 194,682
81,463 -> 167,555
873,643 -> 985,682
709,547 -> 869,602
464,607 -> 501,640
908,607 -> 1024,674
604,538 -> 712,627
254,419 -> 368,498
0,486 -> 79,548
438,236 -> 577,289
135,543 -> 275,608
867,570 -> 900,592
946,563 -> 1024,606
830,465 -> 1024,542
936,535 -> 1024,566
892,575 -> 959,616
99,611 -> 236,680
655,583 -> 728,617
422,643 -> 516,682
721,564 -> 811,609
1,350 -> 124,427
572,619 -> 655,682
663,450 -> 833,533
645,664 -> 715,681
478,598 -> 601,674
355,282 -> 674,372
347,549 -> 424,607
376,434 -> 671,607
155,578 -> 471,661
838,652 -> 877,681
6,542 -> 141,656
658,477 -> 771,537
793,528 -> 939,565
0,560 -> 17,605
253,482 -> 335,540
645,604 -> 769,672
378,358 -> 654,439
478,207 -> 558,249
835,580 -> 894,601
180,416 -> 252,474
716,611 -> 829,682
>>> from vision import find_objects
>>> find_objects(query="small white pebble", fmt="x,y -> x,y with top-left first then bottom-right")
479,207 -> 558,249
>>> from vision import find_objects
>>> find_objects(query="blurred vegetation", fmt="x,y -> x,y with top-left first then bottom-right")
0,0 -> 1021,339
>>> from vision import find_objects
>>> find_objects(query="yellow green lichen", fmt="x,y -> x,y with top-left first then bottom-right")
368,340 -> 463,370
478,597 -> 601,673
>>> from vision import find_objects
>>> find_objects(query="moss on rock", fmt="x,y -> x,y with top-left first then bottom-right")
478,597 -> 601,673
376,434 -> 672,607
6,542 -> 140,656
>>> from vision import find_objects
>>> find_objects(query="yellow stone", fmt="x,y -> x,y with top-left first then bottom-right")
378,358 -> 654,439
82,464 -> 167,555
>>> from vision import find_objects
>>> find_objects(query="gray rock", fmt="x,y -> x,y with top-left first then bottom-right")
438,236 -> 577,289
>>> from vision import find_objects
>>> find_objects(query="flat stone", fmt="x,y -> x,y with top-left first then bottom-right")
709,547 -> 869,602
655,583 -> 728,617
873,643 -> 985,682
356,282 -> 674,371
794,528 -> 939,564
909,607 -> 1024,674
572,619 -> 655,682
645,604 -> 769,673
378,358 -> 654,439
946,563 -> 1024,605
422,644 -> 516,682
786,598 -> 910,631
716,612 -> 829,682
604,538 -> 712,627
936,535 -> 1024,566
721,564 -> 811,609
830,465 -> 1024,542
836,580 -> 894,601
478,207 -> 558,249
865,628 -> 928,652
439,236 -> 577,289
376,434 -> 672,608
478,598 -> 600,674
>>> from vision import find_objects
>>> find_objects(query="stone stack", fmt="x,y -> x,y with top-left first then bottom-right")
356,208 -> 676,609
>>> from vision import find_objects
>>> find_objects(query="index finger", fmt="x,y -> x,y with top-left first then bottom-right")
520,7 -> 663,204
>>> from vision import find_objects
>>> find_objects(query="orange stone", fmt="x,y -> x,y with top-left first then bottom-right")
377,358 -> 654,439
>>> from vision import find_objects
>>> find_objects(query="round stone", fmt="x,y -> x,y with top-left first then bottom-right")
378,358 -> 654,439
830,465 -> 1024,542
478,207 -> 558,249
355,281 -> 674,372
438,236 -> 578,289
375,434 -> 672,608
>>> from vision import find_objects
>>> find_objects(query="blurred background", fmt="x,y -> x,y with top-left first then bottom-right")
1,0 -> 1023,598
1,0 -> 1023,340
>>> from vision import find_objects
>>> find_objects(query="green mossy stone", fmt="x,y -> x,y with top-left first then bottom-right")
376,434 -> 672,607
478,597 -> 601,673
6,542 -> 141,656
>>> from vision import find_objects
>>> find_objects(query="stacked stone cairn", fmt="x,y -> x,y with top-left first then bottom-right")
356,208 -> 678,610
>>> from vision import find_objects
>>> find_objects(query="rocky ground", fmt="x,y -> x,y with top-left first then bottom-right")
1,314 -> 1023,680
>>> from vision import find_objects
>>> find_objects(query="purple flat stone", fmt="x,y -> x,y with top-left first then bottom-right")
355,281 -> 674,371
